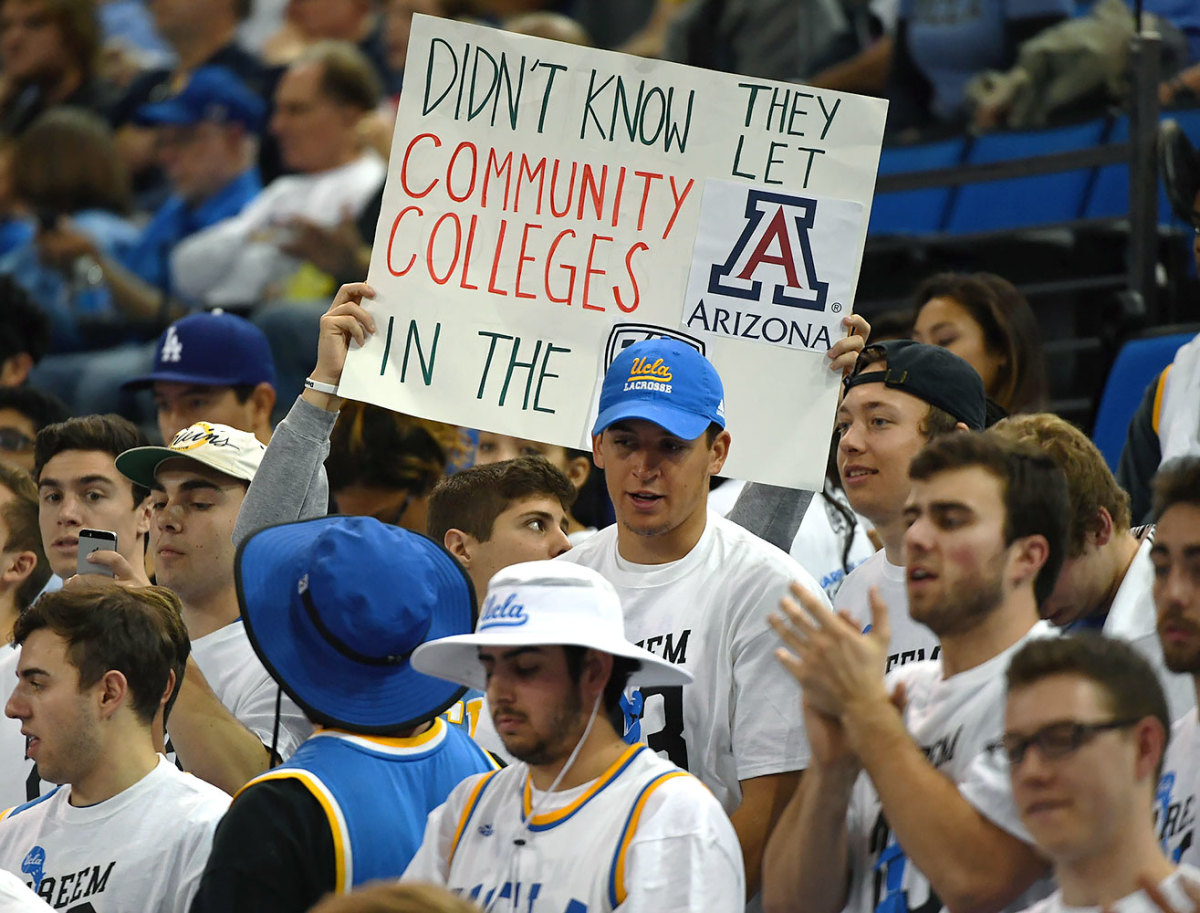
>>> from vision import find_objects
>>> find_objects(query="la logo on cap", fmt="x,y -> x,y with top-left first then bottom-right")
624,357 -> 674,394
479,593 -> 528,629
161,326 -> 183,363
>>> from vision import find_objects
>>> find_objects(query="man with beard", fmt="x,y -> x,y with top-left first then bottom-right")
1148,456 -> 1200,868
763,431 -> 1067,913
403,560 -> 744,911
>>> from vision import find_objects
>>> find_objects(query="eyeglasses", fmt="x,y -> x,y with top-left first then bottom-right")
993,718 -> 1140,766
0,427 -> 34,453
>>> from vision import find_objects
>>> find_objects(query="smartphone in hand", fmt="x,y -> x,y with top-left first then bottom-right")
76,529 -> 117,577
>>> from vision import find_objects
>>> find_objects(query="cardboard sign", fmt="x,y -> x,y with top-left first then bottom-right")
340,14 -> 886,489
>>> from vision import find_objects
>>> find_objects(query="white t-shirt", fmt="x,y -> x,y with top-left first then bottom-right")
1103,540 -> 1195,723
836,550 -> 941,674
189,620 -> 312,761
788,491 -> 876,601
171,153 -> 386,307
0,869 -> 51,911
845,621 -> 1057,913
1158,708 -> 1200,867
1016,866 -> 1200,913
560,512 -> 826,812
403,744 -> 744,912
0,756 -> 230,912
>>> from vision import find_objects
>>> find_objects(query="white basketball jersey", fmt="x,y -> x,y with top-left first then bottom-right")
404,744 -> 744,913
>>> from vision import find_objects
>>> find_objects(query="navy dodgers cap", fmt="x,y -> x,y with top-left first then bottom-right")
122,311 -> 276,390
843,340 -> 987,431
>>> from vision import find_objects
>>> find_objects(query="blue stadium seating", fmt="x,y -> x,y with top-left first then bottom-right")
1092,329 -> 1197,472
868,137 -> 967,235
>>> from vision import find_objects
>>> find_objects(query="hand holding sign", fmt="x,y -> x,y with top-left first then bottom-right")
303,283 -> 378,411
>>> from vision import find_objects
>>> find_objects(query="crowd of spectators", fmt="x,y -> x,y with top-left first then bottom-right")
0,1 -> 1195,913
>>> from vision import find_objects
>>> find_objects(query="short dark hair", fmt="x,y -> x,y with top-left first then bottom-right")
12,583 -> 189,724
909,430 -> 1069,604
0,277 -> 51,364
327,402 -> 468,497
297,41 -> 381,112
0,463 -> 51,613
427,456 -> 576,544
1154,456 -> 1200,520
1006,635 -> 1169,778
0,385 -> 71,433
563,645 -> 641,733
850,345 -> 961,442
33,414 -> 151,505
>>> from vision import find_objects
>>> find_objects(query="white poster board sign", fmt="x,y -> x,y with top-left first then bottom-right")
340,14 -> 887,490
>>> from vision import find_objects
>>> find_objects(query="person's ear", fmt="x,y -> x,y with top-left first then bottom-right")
0,352 -> 33,386
1092,507 -> 1115,548
135,493 -> 152,537
96,669 -> 129,720
953,421 -> 969,432
1133,717 -> 1167,783
250,382 -> 276,431
591,433 -> 605,470
1009,533 -> 1049,588
564,454 -> 591,491
582,649 -> 612,700
444,529 -> 474,566
0,549 -> 36,590
707,429 -> 731,475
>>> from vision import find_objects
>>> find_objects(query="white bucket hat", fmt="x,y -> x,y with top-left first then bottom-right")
411,560 -> 693,691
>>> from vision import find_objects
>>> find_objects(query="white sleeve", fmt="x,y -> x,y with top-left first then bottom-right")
170,217 -> 251,302
957,749 -> 1035,844
621,779 -> 745,913
730,573 -> 826,779
226,676 -> 313,762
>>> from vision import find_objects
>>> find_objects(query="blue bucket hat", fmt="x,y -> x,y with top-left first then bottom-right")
592,338 -> 726,440
135,66 -> 266,131
122,311 -> 276,390
235,516 -> 477,733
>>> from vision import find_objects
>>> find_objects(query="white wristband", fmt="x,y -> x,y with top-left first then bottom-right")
304,377 -> 339,396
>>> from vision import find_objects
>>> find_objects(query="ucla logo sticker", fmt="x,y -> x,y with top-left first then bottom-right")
21,846 -> 45,892
680,179 -> 864,353
479,593 -> 528,629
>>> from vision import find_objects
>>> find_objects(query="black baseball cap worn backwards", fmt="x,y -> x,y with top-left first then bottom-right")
843,339 -> 987,431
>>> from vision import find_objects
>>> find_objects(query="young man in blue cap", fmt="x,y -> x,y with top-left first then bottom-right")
190,516 -> 495,913
560,336 -> 829,900
122,311 -> 277,446
405,559 -> 744,911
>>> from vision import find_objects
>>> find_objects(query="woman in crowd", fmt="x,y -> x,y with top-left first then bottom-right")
911,270 -> 1048,415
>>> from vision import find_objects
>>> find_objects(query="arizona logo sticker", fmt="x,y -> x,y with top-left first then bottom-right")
681,180 -> 864,353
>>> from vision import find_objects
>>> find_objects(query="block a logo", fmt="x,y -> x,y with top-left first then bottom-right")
708,190 -> 828,312
680,179 -> 864,354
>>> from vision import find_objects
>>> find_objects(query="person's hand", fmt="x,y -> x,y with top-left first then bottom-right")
827,314 -> 871,377
803,697 -> 860,771
35,217 -> 100,273
278,213 -> 369,283
65,549 -> 151,588
311,282 -> 378,391
1127,872 -> 1200,913
770,581 -> 891,719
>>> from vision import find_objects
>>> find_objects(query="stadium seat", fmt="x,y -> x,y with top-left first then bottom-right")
944,118 -> 1108,233
1092,328 -> 1198,472
868,137 -> 967,235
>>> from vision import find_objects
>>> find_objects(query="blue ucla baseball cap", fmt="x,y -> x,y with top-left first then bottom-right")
122,311 -> 276,390
592,338 -> 725,440
135,66 -> 265,131
236,516 -> 477,733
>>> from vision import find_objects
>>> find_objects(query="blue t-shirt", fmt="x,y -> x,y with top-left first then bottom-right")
121,168 -> 262,294
902,0 -> 1073,121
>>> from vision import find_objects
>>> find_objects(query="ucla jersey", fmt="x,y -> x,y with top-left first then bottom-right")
240,719 -> 495,893
443,687 -> 486,738
424,744 -> 718,912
